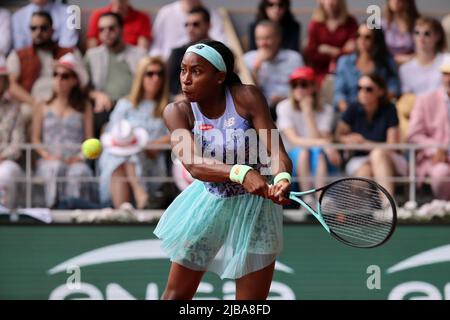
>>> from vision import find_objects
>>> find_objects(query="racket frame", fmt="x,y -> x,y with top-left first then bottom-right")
288,190 -> 330,233
288,177 -> 397,248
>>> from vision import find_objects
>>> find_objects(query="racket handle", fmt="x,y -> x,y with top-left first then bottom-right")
268,184 -> 292,198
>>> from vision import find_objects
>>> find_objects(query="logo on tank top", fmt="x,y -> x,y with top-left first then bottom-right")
223,117 -> 235,128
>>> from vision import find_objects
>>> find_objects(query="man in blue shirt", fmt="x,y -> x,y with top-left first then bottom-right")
12,0 -> 78,50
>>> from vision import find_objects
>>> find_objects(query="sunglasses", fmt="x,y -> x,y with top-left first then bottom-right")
145,71 -> 164,78
30,25 -> 50,32
53,71 -> 74,80
185,21 -> 201,28
357,33 -> 373,40
414,30 -> 432,37
357,85 -> 375,93
292,80 -> 312,89
99,25 -> 117,33
267,2 -> 286,8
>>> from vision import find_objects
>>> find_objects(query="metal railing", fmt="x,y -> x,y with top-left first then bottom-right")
1,142 -> 447,208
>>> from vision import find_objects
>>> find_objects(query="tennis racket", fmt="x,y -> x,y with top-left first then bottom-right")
287,177 -> 397,248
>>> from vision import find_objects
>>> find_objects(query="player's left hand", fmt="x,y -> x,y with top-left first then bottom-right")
269,180 -> 291,205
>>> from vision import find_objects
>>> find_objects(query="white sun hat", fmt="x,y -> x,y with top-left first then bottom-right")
54,52 -> 89,88
101,120 -> 149,156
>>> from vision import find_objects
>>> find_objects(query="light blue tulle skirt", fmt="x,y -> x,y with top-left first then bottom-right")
154,179 -> 283,280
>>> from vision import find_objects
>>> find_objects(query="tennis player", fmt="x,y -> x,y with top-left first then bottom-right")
154,40 -> 292,300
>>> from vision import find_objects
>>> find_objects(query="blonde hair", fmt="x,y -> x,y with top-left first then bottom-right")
128,56 -> 169,118
312,0 -> 350,24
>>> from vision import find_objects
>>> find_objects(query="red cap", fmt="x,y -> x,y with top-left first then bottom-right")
290,67 -> 315,82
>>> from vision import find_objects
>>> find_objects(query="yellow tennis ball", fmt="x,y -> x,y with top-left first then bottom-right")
82,138 -> 102,160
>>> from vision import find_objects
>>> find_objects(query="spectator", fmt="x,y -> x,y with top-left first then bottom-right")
382,0 -> 420,65
248,0 -> 301,52
0,8 -> 12,60
12,0 -> 78,50
98,56 -> 170,209
167,6 -> 211,98
0,59 -> 25,209
7,11 -> 77,120
87,0 -> 152,51
400,17 -> 450,95
336,74 -> 407,196
397,17 -> 450,143
149,0 -> 225,61
276,67 -> 340,203
84,12 -> 146,138
244,20 -> 303,119
407,60 -> 450,200
305,0 -> 358,85
442,14 -> 450,53
32,53 -> 93,208
334,24 -> 400,112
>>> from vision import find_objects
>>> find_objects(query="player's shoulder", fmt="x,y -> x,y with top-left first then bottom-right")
164,100 -> 190,115
232,84 -> 268,111
163,100 -> 194,127
232,84 -> 264,103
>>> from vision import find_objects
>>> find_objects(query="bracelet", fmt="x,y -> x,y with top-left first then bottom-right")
274,172 -> 292,185
229,164 -> 253,184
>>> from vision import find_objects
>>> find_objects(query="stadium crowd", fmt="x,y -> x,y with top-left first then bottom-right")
0,0 -> 450,210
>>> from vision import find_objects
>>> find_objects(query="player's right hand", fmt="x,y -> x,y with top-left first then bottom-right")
269,180 -> 291,205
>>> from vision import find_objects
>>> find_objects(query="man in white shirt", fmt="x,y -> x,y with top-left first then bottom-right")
167,6 -> 211,98
149,0 -> 225,61
400,17 -> 450,95
85,12 -> 146,137
12,0 -> 78,50
244,20 -> 303,118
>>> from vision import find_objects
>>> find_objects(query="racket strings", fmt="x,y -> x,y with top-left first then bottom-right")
319,179 -> 395,247
323,210 -> 390,234
324,193 -> 392,224
322,219 -> 389,242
